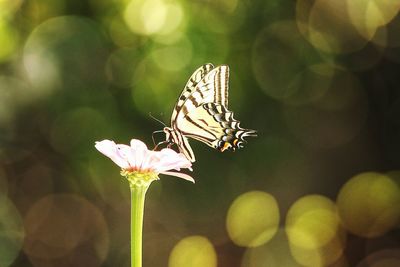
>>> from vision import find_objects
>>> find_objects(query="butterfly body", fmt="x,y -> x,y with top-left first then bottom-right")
163,63 -> 256,162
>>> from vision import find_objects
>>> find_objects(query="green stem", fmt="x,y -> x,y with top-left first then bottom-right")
124,171 -> 158,267
130,183 -> 149,267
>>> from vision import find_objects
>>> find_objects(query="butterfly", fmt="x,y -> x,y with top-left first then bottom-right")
162,63 -> 256,162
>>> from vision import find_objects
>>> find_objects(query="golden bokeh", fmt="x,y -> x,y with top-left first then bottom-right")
337,172 -> 400,238
130,58 -> 191,118
150,36 -> 193,72
24,0 -> 66,23
282,63 -> 335,106
0,196 -> 25,267
105,47 -> 140,88
23,194 -> 109,265
0,20 -> 18,62
1,0 -> 400,265
168,235 -> 217,267
13,163 -> 54,214
252,20 -> 327,102
356,249 -> 400,267
123,0 -> 185,36
386,170 -> 400,189
283,68 -> 368,148
107,15 -> 140,47
23,16 -> 108,99
0,0 -> 23,17
296,0 -> 369,54
241,229 -> 301,267
0,76 -> 32,126
347,0 -> 400,40
286,195 -> 346,267
226,191 -> 279,247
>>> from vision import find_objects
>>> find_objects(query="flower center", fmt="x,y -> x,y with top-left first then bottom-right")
121,170 -> 159,188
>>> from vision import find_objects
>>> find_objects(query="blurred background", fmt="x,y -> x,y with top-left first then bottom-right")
0,0 -> 400,266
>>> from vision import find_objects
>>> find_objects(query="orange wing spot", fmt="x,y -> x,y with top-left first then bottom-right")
220,142 -> 230,152
233,139 -> 238,146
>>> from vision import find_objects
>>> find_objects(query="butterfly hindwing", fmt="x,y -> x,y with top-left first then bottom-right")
179,103 -> 256,152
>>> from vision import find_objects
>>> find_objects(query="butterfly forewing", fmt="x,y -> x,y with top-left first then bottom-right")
174,65 -> 230,124
171,63 -> 214,125
213,65 -> 229,107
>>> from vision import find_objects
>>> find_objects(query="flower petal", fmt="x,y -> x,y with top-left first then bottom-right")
95,140 -> 130,169
130,139 -> 148,169
115,144 -> 135,168
142,150 -> 161,170
155,148 -> 192,172
160,171 -> 195,183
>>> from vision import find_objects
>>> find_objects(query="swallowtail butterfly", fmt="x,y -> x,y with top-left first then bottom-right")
163,63 -> 256,162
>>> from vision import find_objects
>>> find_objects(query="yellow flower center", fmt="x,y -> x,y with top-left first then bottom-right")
121,170 -> 159,188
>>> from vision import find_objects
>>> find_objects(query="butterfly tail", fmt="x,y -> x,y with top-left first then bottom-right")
203,103 -> 256,152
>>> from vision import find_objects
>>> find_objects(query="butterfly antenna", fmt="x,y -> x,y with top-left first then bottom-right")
149,112 -> 166,127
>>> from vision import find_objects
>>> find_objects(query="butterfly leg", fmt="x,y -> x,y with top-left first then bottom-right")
153,140 -> 169,151
152,130 -> 165,147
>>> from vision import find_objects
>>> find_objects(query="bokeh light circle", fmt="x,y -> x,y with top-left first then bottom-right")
124,0 -> 184,36
0,0 -> 23,17
150,37 -> 193,72
131,59 -> 187,117
168,236 -> 217,267
105,47 -> 140,88
283,63 -> 336,106
286,195 -> 346,267
0,76 -> 32,126
337,172 -> 400,238
252,20 -> 326,102
23,16 -> 108,99
0,197 -> 25,267
226,191 -> 279,247
107,15 -> 139,47
13,163 -> 54,214
23,194 -> 109,265
0,20 -> 19,62
296,0 -> 369,54
241,229 -> 301,267
356,249 -> 400,267
347,0 -> 400,40
283,68 -> 368,149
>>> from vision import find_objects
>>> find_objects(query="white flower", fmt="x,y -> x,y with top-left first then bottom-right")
95,139 -> 194,183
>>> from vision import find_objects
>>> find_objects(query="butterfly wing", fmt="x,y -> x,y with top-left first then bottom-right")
171,63 -> 215,126
167,63 -> 214,162
177,102 -> 257,152
172,65 -> 256,155
173,65 -> 229,125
